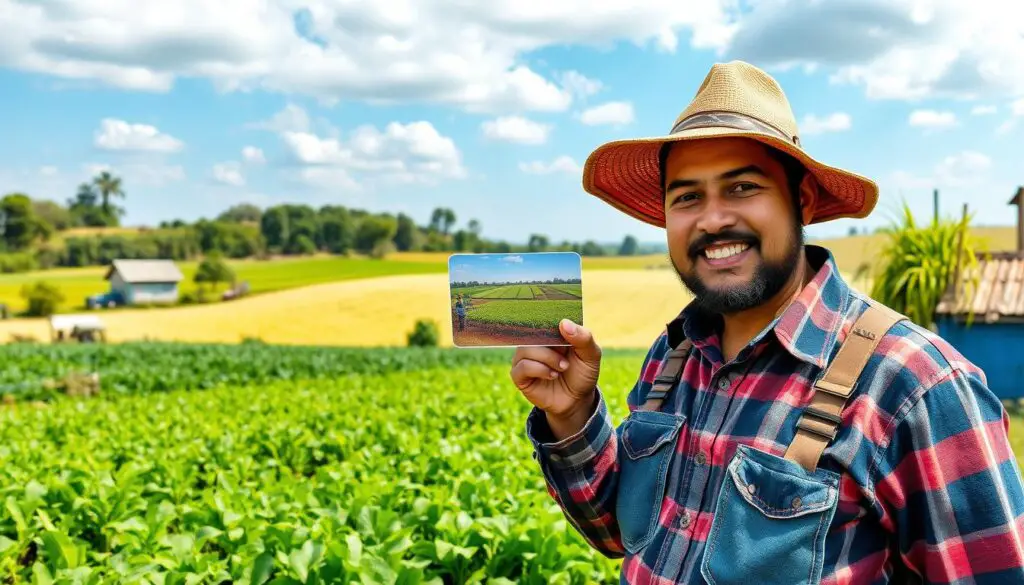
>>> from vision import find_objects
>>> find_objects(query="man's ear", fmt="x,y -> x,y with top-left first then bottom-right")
797,173 -> 819,226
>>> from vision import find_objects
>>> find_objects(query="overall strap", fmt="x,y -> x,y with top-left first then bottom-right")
784,300 -> 905,472
637,339 -> 693,412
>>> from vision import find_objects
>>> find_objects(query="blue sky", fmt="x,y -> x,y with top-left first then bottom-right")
449,252 -> 581,284
1,0 -> 1022,246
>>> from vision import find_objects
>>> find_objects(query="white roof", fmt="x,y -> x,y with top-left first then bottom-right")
106,259 -> 184,283
49,314 -> 105,331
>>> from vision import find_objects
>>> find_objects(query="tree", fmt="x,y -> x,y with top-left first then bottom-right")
394,213 -> 417,251
217,203 -> 263,224
528,234 -> 549,252
92,171 -> 126,224
618,235 -> 638,256
354,215 -> 398,256
0,193 -> 51,251
32,200 -> 72,231
68,183 -> 109,227
193,252 -> 235,298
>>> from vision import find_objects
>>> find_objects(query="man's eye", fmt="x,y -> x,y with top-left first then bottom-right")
732,183 -> 760,194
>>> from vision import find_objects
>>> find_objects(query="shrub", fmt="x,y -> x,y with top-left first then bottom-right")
869,202 -> 984,330
407,318 -> 439,347
20,280 -> 64,316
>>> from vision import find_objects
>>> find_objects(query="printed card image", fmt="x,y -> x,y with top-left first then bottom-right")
448,252 -> 584,348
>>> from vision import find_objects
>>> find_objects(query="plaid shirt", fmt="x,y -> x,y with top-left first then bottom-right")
527,245 -> 1024,584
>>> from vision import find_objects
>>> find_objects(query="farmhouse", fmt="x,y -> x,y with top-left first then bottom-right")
935,188 -> 1024,399
103,259 -> 184,306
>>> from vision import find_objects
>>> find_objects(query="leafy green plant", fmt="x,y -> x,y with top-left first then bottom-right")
0,356 -> 626,584
869,202 -> 984,329
407,318 -> 439,347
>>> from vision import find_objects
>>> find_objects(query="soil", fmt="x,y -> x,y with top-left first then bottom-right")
451,316 -> 567,347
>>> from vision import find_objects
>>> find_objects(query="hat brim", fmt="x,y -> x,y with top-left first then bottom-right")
581,125 -> 878,228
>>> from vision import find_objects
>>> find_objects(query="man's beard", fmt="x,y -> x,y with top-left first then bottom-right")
671,224 -> 804,315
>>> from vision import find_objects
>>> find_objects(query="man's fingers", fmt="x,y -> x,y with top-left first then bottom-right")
513,346 -> 570,373
510,358 -> 560,389
559,319 -> 602,363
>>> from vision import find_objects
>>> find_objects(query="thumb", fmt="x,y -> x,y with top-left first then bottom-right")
560,319 -> 601,363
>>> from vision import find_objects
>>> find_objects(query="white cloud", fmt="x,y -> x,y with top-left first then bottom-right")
888,150 -> 993,190
212,162 -> 245,186
725,0 -> 1024,103
559,71 -> 603,99
579,101 -> 634,126
0,0 -> 739,113
908,109 -> 957,129
800,112 -> 851,135
972,105 -> 997,115
519,155 -> 580,175
281,120 -> 465,188
247,104 -> 310,133
38,166 -> 58,176
242,146 -> 266,164
94,118 -> 184,153
481,116 -> 551,145
995,98 -> 1024,134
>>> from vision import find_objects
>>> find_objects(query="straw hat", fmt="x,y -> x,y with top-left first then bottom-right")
580,60 -> 878,227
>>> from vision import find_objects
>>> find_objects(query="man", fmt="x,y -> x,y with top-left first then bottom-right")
509,60 -> 1024,584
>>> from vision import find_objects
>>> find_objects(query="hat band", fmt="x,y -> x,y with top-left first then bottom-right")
670,111 -> 800,146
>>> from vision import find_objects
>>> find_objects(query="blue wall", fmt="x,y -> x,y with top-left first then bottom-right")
936,318 -> 1024,400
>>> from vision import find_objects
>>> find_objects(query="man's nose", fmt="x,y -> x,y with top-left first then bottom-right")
694,196 -> 737,234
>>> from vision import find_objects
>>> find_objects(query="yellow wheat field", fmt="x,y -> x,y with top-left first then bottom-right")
0,267 -> 869,348
0,269 -> 697,348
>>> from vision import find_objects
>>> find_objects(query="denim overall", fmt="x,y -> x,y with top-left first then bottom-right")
614,299 -> 905,585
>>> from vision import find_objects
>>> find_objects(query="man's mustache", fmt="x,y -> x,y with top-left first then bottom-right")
688,230 -> 760,258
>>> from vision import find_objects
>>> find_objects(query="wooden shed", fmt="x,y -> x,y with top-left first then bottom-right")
935,188 -> 1024,399
104,259 -> 184,306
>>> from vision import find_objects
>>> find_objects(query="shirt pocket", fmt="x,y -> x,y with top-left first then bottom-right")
700,443 -> 840,585
615,409 -> 686,554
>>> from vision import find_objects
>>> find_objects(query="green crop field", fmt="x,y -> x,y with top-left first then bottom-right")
1,341 -> 1024,583
467,300 -> 584,329
0,342 -> 658,584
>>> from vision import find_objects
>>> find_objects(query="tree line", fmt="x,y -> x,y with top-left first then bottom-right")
0,173 -> 657,273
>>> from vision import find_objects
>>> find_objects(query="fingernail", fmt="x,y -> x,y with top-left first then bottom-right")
564,321 -> 576,335
550,371 -> 559,378
559,360 -> 568,370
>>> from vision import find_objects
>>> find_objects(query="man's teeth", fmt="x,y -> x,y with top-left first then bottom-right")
704,243 -> 749,260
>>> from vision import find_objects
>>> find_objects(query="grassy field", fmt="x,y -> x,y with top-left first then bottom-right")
0,255 -> 449,314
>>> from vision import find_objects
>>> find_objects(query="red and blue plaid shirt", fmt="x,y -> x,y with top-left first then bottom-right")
527,245 -> 1024,584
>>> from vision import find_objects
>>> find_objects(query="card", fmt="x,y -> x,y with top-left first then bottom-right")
448,251 -> 584,348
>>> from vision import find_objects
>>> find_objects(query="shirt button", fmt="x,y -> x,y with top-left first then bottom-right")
717,377 -> 730,390
747,484 -> 756,495
679,511 -> 691,528
695,452 -> 707,465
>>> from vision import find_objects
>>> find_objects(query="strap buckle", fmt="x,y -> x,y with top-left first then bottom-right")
795,406 -> 841,441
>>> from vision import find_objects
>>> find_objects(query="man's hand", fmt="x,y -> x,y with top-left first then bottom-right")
510,319 -> 602,441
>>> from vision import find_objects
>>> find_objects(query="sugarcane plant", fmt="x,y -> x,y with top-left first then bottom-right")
869,202 -> 984,330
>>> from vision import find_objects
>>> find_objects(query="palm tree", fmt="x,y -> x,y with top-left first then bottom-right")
92,171 -> 124,217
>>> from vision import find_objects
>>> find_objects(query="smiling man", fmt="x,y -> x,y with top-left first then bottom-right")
510,61 -> 1024,584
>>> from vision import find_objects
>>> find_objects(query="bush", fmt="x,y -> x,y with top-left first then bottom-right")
407,318 -> 439,347
21,280 -> 64,316
870,202 -> 984,329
